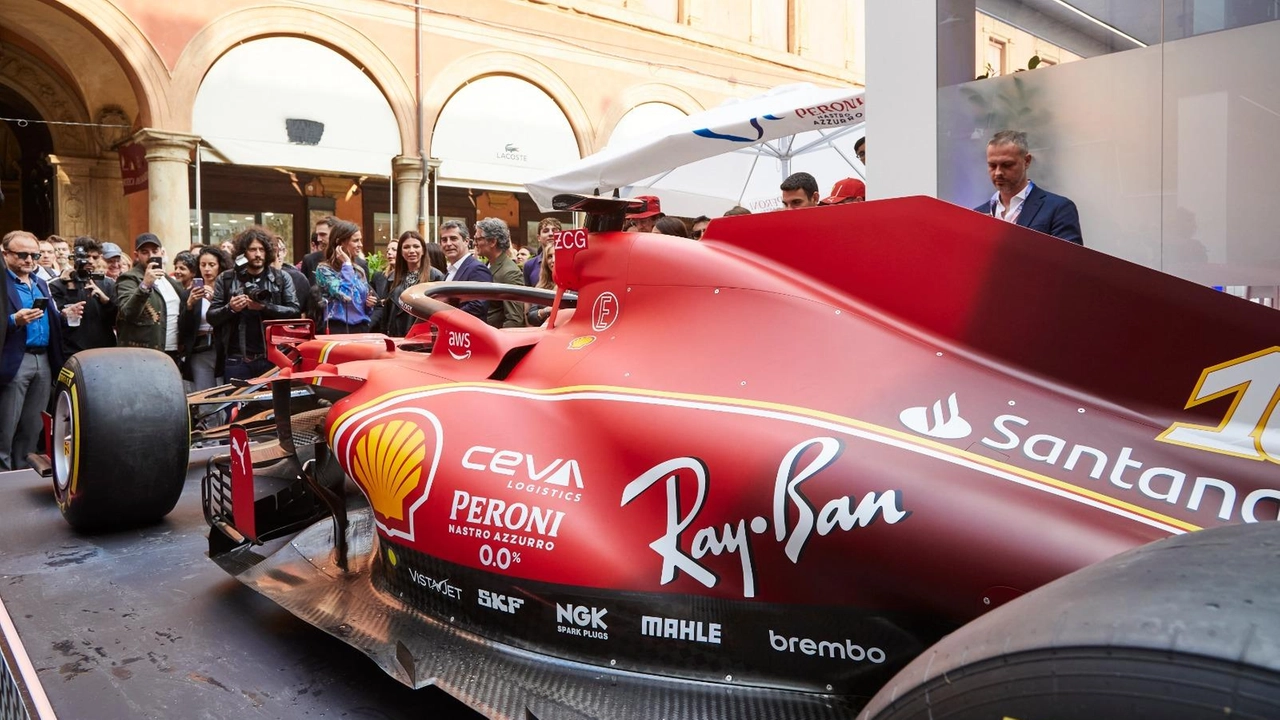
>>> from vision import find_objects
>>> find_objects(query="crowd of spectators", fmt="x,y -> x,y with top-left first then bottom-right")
0,211 -> 578,468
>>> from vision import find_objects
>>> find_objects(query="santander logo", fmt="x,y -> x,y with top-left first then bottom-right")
899,393 -> 972,440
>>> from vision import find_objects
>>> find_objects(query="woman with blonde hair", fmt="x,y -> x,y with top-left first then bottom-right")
526,243 -> 559,327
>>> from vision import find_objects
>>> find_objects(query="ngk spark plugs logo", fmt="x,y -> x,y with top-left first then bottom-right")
333,406 -> 444,542
556,603 -> 608,640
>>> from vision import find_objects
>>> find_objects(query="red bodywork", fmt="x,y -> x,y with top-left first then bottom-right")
260,197 -> 1280,695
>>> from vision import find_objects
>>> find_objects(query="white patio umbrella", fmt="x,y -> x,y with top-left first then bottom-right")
526,83 -> 866,217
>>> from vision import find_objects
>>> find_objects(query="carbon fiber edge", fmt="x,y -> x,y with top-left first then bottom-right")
213,507 -> 862,720
0,596 -> 46,720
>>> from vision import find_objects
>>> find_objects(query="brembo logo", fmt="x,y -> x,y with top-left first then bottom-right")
769,629 -> 885,663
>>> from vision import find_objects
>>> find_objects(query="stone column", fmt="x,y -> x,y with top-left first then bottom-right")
132,128 -> 200,258
392,155 -> 424,236
865,0 -> 975,199
48,155 -> 127,244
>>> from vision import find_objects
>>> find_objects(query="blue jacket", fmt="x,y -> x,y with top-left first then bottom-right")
975,184 -> 1083,246
449,254 -> 493,321
3,272 -> 66,384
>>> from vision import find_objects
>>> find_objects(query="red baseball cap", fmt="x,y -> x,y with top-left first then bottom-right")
626,195 -> 663,219
820,178 -> 866,205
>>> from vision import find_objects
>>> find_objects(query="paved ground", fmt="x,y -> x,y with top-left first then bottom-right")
0,450 -> 478,719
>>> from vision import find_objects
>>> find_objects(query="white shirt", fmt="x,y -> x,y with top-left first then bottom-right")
990,181 -> 1034,224
445,253 -> 470,281
153,278 -> 181,351
197,298 -> 213,334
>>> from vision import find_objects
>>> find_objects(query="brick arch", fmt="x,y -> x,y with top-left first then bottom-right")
424,51 -> 593,159
594,83 -> 706,149
169,6 -> 417,155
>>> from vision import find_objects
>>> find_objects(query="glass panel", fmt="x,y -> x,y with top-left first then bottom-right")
938,45 -> 1166,265
1165,0 -> 1280,41
261,212 -> 294,263
1162,19 -> 1280,287
970,1 -> 1160,80
372,212 -> 396,254
209,212 -> 257,248
939,15 -> 1280,291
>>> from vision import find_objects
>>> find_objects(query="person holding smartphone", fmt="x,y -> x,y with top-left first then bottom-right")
2,230 -> 74,470
115,233 -> 187,364
49,236 -> 118,360
179,245 -> 231,399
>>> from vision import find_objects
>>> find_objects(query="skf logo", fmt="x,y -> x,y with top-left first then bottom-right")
332,406 -> 444,542
478,589 -> 524,614
447,330 -> 471,360
556,603 -> 607,630
592,292 -> 620,332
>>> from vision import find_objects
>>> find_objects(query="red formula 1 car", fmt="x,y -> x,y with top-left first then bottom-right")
48,196 -> 1280,719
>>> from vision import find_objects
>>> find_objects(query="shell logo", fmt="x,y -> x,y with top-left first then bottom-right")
567,335 -> 596,350
352,420 -> 427,522
334,406 -> 444,542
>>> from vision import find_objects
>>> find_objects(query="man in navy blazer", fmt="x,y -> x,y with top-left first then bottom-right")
438,220 -> 492,321
975,130 -> 1083,246
2,230 -> 69,470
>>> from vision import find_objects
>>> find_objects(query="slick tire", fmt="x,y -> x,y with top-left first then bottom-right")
51,348 -> 190,532
864,522 -> 1280,720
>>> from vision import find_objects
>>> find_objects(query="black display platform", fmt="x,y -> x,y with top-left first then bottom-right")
0,451 -> 477,719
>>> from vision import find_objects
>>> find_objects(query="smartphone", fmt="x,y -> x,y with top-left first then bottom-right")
32,298 -> 48,311
148,257 -> 164,269
192,277 -> 204,289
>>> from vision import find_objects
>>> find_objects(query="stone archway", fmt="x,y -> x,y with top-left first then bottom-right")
0,43 -> 125,239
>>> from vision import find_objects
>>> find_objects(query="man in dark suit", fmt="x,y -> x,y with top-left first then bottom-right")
976,130 -> 1083,246
2,230 -> 70,470
438,220 -> 492,321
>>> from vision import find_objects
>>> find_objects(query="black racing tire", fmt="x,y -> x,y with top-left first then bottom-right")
863,522 -> 1280,720
51,348 -> 190,532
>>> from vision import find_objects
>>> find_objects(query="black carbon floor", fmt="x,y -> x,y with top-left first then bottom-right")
0,451 -> 479,719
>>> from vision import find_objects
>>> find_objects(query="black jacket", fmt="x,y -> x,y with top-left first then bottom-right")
48,275 -> 118,355
206,266 -> 301,356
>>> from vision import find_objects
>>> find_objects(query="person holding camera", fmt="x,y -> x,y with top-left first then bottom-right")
48,236 -> 118,358
206,226 -> 301,381
115,233 -> 187,363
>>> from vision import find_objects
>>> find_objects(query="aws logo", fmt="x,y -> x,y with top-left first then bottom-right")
333,405 -> 444,541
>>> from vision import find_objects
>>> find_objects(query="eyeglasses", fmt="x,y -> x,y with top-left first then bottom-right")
691,230 -> 704,240
856,151 -> 866,162
5,251 -> 41,261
